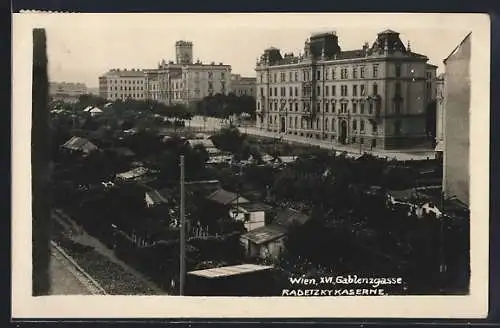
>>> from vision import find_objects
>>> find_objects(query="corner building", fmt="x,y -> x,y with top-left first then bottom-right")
255,30 -> 437,150
145,41 -> 231,107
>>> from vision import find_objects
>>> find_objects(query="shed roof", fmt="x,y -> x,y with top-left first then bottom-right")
188,264 -> 274,279
240,224 -> 288,245
207,189 -> 250,206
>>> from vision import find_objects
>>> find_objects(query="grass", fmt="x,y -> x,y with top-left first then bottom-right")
52,220 -> 165,295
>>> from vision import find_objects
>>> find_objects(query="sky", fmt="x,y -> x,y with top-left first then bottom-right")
33,13 -> 472,88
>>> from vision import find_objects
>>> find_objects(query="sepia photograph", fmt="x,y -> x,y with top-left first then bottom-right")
12,13 -> 489,318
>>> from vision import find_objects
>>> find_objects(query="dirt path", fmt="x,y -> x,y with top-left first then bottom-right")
53,209 -> 167,295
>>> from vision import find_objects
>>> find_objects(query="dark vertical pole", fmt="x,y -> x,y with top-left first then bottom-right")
179,155 -> 186,295
32,29 -> 51,296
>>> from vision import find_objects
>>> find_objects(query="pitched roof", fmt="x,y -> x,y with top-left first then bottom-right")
207,189 -> 250,206
188,139 -> 215,149
240,224 -> 288,245
444,32 -> 472,64
145,188 -> 171,205
61,136 -> 98,153
116,166 -> 148,180
238,202 -> 273,213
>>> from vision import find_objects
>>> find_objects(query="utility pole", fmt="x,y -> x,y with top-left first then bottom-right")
179,155 -> 186,296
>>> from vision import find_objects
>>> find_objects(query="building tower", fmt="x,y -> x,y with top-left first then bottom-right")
175,40 -> 194,65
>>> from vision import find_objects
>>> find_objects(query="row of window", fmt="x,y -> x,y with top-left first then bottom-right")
109,86 -> 145,91
260,100 -> 380,115
110,93 -> 145,99
107,79 -> 145,85
261,63 -> 401,83
263,83 -> 382,98
267,115 -> 377,133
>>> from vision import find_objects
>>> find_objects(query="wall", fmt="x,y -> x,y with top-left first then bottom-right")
443,34 -> 471,206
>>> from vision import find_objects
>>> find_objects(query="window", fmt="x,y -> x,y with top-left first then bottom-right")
295,72 -> 298,81
360,84 -> 366,96
369,103 -> 373,114
269,88 -> 273,97
274,73 -> 277,83
341,103 -> 348,113
353,85 -> 358,96
208,72 -> 213,79
260,74 -> 264,83
325,102 -> 329,112
352,103 -> 357,114
289,72 -> 293,81
395,63 -> 401,77
372,123 -> 378,133
221,72 -> 225,79
331,118 -> 335,131
373,83 -> 378,95
295,103 -> 298,111
325,85 -> 329,96
360,119 -> 365,131
289,116 -> 292,126
289,87 -> 293,97
316,103 -> 321,111
341,85 -> 348,97
295,87 -> 298,97
324,118 -> 329,131
394,102 -> 401,114
274,87 -> 278,96
295,117 -> 298,127
317,86 -> 321,96
332,68 -> 336,80
395,82 -> 401,96
325,69 -> 329,80
260,87 -> 264,97
352,67 -> 357,79
332,101 -> 336,113
341,68 -> 348,79
353,119 -> 357,130
373,65 -> 379,78
360,102 -> 365,114
317,70 -> 321,80
360,66 -> 365,78
332,85 -> 336,96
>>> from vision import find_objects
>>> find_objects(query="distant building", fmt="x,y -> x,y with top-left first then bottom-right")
230,74 -> 256,97
61,136 -> 98,155
255,29 -> 438,150
240,208 -> 310,260
145,41 -> 232,107
442,32 -> 471,206
98,68 -> 147,101
49,82 -> 88,103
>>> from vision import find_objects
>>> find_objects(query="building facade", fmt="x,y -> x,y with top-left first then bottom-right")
145,41 -> 232,107
255,30 -> 437,150
49,82 -> 88,103
443,33 -> 471,206
435,73 -> 446,153
230,74 -> 256,97
98,68 -> 147,101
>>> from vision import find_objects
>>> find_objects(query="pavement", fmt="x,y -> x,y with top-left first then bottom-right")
189,116 -> 436,161
49,242 -> 105,295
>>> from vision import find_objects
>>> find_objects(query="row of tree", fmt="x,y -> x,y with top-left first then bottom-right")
194,93 -> 256,119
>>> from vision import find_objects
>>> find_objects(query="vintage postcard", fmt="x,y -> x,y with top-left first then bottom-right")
12,13 -> 490,318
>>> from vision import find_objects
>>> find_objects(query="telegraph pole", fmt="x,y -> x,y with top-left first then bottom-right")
179,155 -> 186,296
